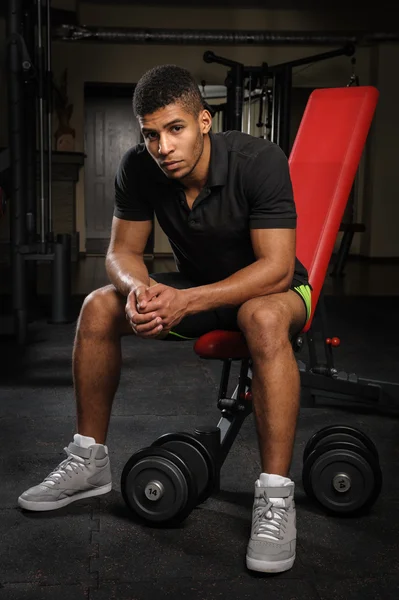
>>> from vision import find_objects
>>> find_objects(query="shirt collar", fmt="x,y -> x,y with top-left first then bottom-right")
206,132 -> 228,188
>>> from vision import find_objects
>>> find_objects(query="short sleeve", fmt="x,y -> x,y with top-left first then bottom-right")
245,144 -> 297,229
113,147 -> 154,221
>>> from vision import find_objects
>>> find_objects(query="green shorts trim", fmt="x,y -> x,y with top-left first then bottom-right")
167,330 -> 196,341
293,283 -> 312,327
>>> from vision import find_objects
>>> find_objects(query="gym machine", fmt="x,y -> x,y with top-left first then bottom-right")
202,52 -> 399,417
203,45 -> 365,272
203,44 -> 355,156
6,0 -> 71,344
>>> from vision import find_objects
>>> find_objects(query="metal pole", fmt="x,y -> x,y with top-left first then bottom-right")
271,73 -> 282,146
46,0 -> 53,241
22,1 -> 36,245
8,0 -> 27,344
37,0 -> 46,251
22,1 -> 38,304
204,52 -> 244,131
230,64 -> 244,131
271,44 -> 355,70
51,234 -> 71,323
247,74 -> 252,135
53,25 -> 399,47
279,65 -> 292,156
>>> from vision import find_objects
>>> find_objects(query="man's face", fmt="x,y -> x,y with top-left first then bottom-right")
139,103 -> 210,180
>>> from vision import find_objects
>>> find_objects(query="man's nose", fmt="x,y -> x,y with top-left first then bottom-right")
158,134 -> 174,156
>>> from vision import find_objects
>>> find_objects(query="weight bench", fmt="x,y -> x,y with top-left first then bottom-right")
121,86 -> 384,525
193,85 -> 380,460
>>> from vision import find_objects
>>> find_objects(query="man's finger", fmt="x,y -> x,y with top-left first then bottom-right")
135,319 -> 163,335
138,300 -> 163,314
129,310 -> 162,326
146,284 -> 164,301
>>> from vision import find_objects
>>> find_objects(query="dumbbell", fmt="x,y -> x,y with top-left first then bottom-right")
302,425 -> 382,516
121,427 -> 219,526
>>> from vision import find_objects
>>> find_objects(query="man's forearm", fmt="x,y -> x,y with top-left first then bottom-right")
105,252 -> 150,297
184,259 -> 292,315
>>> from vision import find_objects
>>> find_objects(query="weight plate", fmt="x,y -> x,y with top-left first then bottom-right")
152,432 -> 217,505
121,446 -> 198,526
302,441 -> 382,515
303,425 -> 379,464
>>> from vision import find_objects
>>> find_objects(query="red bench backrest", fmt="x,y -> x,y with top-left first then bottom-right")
289,86 -> 379,331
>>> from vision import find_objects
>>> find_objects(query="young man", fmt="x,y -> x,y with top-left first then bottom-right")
18,65 -> 311,574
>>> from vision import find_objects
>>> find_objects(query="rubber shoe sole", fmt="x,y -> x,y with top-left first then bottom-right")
18,482 -> 112,512
246,554 -> 296,573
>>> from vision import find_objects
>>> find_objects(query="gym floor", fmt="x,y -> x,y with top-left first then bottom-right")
1,255 -> 399,599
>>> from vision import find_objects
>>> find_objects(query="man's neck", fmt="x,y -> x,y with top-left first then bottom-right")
182,135 -> 211,193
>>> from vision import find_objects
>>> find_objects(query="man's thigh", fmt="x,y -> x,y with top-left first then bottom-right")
131,272 -> 311,340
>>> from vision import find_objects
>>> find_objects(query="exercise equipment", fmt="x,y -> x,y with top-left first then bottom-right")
302,441 -> 382,515
204,44 -> 355,155
121,446 -> 198,526
302,424 -> 382,516
303,424 -> 380,463
121,428 -> 220,525
193,86 -> 399,417
205,47 -> 366,273
151,430 -> 219,505
5,0 -> 72,344
122,86 -> 390,525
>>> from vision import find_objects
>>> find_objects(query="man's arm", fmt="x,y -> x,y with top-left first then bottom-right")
105,216 -> 152,297
183,227 -> 296,315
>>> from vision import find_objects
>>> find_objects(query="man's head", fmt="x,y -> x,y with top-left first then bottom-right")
133,65 -> 212,181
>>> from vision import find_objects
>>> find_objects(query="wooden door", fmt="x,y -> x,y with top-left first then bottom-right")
84,87 -> 154,255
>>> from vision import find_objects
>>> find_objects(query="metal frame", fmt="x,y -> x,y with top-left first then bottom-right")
198,290 -> 399,474
6,0 -> 72,344
203,45 -> 355,155
298,295 -> 399,416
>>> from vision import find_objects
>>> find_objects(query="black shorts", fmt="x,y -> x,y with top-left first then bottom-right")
150,272 -> 312,341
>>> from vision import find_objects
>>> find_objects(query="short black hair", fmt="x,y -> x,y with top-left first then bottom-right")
133,64 -> 204,118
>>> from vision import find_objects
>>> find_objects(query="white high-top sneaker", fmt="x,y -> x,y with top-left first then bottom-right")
246,473 -> 296,573
18,436 -> 112,511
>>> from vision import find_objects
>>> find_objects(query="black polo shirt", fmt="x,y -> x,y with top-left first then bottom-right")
114,131 -> 308,286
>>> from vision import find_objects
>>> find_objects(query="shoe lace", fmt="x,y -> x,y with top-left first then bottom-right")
253,490 -> 289,541
44,447 -> 86,485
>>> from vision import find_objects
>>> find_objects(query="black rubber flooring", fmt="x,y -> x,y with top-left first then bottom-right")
1,295 -> 399,599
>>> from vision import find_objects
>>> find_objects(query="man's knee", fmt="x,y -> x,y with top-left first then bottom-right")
237,297 -> 291,356
78,285 -> 126,335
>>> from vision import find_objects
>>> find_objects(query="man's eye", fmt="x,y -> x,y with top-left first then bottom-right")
172,126 -> 183,132
146,132 -> 158,140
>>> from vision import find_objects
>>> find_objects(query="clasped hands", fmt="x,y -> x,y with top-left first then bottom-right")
126,283 -> 188,338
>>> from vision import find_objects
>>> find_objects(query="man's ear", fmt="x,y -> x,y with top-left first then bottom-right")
200,109 -> 212,134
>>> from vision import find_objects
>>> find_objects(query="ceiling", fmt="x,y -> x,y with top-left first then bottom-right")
78,0 -> 394,8
0,1 -> 395,27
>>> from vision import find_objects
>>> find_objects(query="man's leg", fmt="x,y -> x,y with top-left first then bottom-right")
18,278 -> 166,512
237,290 -> 306,475
74,284 -> 137,444
74,269 -> 220,444
237,289 -> 306,574
19,269 -> 219,512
